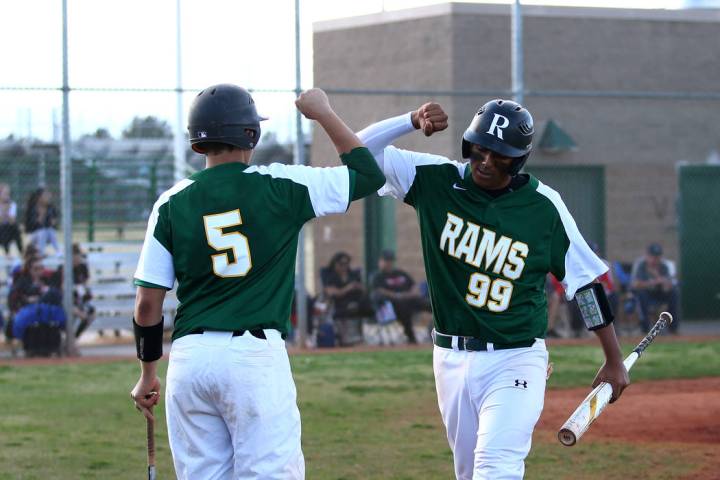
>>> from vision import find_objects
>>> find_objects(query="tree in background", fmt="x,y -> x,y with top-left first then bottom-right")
122,116 -> 172,139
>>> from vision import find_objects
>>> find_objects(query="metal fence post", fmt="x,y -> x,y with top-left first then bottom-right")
87,157 -> 96,242
60,0 -> 76,356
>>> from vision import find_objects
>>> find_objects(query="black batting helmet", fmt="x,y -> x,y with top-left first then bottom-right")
188,84 -> 267,153
461,99 -> 534,175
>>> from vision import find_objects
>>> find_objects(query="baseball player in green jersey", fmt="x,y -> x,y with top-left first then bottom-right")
358,100 -> 629,479
129,85 -> 384,479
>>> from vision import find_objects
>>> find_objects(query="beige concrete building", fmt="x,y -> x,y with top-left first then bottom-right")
308,3 -> 720,314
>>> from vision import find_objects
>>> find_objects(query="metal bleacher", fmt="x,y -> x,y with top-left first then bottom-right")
0,243 -> 177,340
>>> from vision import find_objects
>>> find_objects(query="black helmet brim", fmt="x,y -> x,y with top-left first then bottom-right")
462,130 -> 530,159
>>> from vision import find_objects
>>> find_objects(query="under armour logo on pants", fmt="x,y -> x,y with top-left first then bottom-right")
515,379 -> 527,388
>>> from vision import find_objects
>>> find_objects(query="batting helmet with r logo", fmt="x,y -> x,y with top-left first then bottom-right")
461,99 -> 534,175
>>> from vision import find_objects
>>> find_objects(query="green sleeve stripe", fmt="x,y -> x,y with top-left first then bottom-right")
340,146 -> 373,163
347,169 -> 357,205
134,279 -> 170,290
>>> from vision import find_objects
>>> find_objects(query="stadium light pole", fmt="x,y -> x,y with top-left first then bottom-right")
511,0 -> 524,104
173,0 -> 186,184
61,0 -> 76,355
294,0 -> 309,349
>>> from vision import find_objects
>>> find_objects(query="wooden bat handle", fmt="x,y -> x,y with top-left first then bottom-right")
147,415 -> 157,480
146,416 -> 155,466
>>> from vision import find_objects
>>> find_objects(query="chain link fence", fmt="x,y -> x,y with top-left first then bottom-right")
3,3 -> 720,359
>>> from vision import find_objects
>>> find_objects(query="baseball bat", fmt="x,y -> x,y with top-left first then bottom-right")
557,311 -> 673,446
147,415 -> 156,480
145,391 -> 158,480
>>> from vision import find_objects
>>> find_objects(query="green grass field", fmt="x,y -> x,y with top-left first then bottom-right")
1,339 -> 718,480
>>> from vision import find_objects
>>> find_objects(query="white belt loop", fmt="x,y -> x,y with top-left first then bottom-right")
451,335 -> 460,351
486,342 -> 495,352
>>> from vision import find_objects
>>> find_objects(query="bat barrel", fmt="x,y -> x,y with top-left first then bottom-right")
558,429 -> 577,446
556,312 -> 671,446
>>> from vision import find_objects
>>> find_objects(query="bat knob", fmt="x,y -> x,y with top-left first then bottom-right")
558,429 -> 577,447
660,311 -> 673,324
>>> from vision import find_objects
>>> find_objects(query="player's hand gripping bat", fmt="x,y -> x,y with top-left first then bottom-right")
557,312 -> 673,446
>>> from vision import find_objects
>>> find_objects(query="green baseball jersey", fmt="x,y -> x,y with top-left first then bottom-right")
134,158 -> 355,341
365,114 -> 607,343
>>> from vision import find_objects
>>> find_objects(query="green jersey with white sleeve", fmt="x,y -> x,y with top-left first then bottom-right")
134,148 -> 375,340
358,115 -> 607,343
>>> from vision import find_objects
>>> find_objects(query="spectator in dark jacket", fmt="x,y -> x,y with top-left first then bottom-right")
321,252 -> 373,320
370,249 -> 430,344
5,256 -> 54,343
8,257 -> 49,314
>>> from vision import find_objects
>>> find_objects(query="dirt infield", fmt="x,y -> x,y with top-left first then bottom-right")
538,377 -> 720,479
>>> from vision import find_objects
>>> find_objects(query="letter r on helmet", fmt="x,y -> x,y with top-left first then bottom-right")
486,114 -> 510,140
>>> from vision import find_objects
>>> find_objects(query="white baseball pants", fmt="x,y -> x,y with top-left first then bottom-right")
165,330 -> 304,480
433,339 -> 548,480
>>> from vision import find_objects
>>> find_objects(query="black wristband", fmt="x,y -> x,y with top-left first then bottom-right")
575,283 -> 614,331
133,317 -> 164,362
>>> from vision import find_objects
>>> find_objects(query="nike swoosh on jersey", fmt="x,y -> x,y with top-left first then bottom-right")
452,183 -> 467,191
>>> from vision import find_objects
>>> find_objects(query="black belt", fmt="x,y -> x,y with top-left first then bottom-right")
188,328 -> 266,339
432,330 -> 535,351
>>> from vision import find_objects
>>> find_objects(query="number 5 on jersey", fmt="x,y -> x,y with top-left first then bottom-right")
203,209 -> 252,278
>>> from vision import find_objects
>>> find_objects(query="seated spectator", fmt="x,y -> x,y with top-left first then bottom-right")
631,243 -> 679,334
321,252 -> 374,336
8,257 -> 50,314
370,249 -> 430,344
0,183 -> 23,257
24,187 -> 60,255
11,289 -> 66,347
49,244 -> 96,338
5,256 -> 59,345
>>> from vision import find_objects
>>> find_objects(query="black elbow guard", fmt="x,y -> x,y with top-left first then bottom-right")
574,283 -> 614,331
133,317 -> 164,362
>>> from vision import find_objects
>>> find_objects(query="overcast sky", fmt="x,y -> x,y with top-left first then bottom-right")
1,0 -> 703,142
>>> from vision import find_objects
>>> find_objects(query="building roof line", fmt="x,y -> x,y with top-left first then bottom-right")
314,2 -> 720,32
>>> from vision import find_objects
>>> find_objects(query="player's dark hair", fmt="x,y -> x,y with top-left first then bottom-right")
193,142 -> 238,155
194,127 -> 258,155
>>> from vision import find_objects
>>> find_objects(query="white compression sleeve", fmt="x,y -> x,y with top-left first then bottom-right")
356,112 -> 416,169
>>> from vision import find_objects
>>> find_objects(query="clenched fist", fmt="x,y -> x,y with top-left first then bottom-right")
411,102 -> 449,137
295,88 -> 332,120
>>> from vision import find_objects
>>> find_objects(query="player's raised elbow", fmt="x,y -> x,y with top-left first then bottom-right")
346,149 -> 387,200
368,167 -> 386,193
